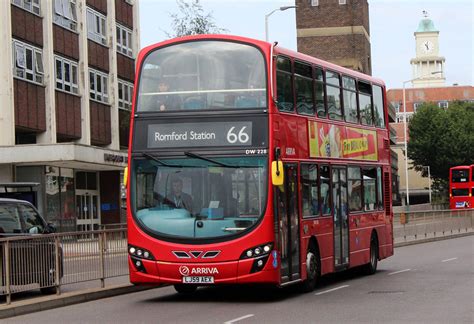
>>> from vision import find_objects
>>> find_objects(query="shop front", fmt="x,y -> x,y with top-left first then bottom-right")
0,144 -> 127,232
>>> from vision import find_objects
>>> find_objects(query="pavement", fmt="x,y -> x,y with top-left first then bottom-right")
0,231 -> 472,320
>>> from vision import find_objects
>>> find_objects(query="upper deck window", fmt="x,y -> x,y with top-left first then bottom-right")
137,40 -> 266,112
314,68 -> 325,117
325,71 -> 342,121
295,62 -> 314,116
342,76 -> 357,123
276,56 -> 294,112
358,81 -> 373,126
373,85 -> 385,128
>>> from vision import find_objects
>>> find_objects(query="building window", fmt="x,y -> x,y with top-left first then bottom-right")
53,0 -> 77,31
89,69 -> 108,103
86,7 -> 107,46
118,79 -> 133,110
12,0 -> 40,16
391,101 -> 400,113
413,102 -> 423,113
311,0 -> 319,6
55,55 -> 78,94
116,23 -> 133,57
395,113 -> 403,123
12,39 -> 44,84
438,101 -> 448,109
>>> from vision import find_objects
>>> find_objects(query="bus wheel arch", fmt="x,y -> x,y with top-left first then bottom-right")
301,236 -> 321,292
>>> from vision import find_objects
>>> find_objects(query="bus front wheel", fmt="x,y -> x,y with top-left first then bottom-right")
174,284 -> 198,294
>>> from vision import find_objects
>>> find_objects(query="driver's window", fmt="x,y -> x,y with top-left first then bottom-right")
19,204 -> 44,234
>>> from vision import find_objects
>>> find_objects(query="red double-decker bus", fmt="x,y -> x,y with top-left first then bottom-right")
125,34 -> 393,293
449,165 -> 474,209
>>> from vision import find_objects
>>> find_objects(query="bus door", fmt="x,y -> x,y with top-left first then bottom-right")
332,167 -> 349,268
276,164 -> 300,282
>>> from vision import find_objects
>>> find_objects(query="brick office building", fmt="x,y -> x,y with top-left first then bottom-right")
295,0 -> 372,75
0,0 -> 139,231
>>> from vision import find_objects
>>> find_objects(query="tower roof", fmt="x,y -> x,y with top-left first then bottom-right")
416,11 -> 438,32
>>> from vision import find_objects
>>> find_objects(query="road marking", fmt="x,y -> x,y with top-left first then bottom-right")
388,269 -> 411,276
442,257 -> 458,262
224,314 -> 254,324
315,285 -> 349,295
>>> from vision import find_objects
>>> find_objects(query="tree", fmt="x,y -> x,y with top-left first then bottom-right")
166,0 -> 228,38
407,101 -> 474,194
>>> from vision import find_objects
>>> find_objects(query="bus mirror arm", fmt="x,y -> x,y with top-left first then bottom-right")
275,147 -> 281,175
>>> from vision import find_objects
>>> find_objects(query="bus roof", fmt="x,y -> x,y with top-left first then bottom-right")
450,165 -> 471,170
137,34 -> 385,87
274,45 -> 385,87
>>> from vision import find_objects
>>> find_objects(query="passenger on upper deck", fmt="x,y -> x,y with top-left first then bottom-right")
154,80 -> 181,111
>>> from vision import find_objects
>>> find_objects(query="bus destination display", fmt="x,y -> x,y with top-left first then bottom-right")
147,121 -> 253,148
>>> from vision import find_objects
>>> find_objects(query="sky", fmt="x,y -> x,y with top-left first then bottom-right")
139,0 -> 473,89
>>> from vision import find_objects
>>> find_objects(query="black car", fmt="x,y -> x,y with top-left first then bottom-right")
0,198 -> 63,294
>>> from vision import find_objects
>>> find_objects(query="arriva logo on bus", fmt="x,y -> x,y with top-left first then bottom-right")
179,266 -> 219,276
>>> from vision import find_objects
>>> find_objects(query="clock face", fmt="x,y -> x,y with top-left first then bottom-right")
421,40 -> 434,54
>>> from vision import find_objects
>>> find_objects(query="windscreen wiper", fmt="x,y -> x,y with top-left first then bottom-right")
142,153 -> 174,167
184,152 -> 237,168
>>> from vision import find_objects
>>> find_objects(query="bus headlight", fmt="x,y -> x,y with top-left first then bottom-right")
240,243 -> 273,260
128,245 -> 155,260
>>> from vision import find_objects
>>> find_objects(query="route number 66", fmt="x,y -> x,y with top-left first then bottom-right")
227,126 -> 250,144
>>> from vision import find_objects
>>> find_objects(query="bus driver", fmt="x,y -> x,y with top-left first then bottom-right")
167,177 -> 193,212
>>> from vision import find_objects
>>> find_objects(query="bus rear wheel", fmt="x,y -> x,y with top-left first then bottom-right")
301,248 -> 320,292
174,284 -> 198,294
363,235 -> 378,275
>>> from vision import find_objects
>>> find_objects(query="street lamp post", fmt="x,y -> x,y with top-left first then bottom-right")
401,71 -> 442,210
265,6 -> 297,42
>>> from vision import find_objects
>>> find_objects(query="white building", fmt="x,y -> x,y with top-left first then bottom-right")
0,0 -> 140,231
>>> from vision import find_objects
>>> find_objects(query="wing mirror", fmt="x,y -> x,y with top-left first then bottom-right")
271,147 -> 284,186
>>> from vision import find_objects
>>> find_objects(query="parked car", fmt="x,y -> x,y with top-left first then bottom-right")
0,198 -> 63,294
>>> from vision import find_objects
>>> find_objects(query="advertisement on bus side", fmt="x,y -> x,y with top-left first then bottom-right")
308,121 -> 378,161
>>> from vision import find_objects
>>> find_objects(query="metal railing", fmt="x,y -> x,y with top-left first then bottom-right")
1,210 -> 473,306
1,229 -> 128,305
393,209 -> 473,243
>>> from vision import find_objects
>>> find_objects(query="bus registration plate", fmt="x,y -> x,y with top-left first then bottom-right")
182,276 -> 214,284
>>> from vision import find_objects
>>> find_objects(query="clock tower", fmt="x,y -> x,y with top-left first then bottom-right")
410,11 -> 446,87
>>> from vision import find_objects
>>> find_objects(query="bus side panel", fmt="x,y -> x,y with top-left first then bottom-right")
314,217 -> 334,275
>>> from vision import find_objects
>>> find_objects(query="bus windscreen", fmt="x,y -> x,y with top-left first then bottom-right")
137,40 -> 267,112
131,156 -> 267,240
452,169 -> 469,183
